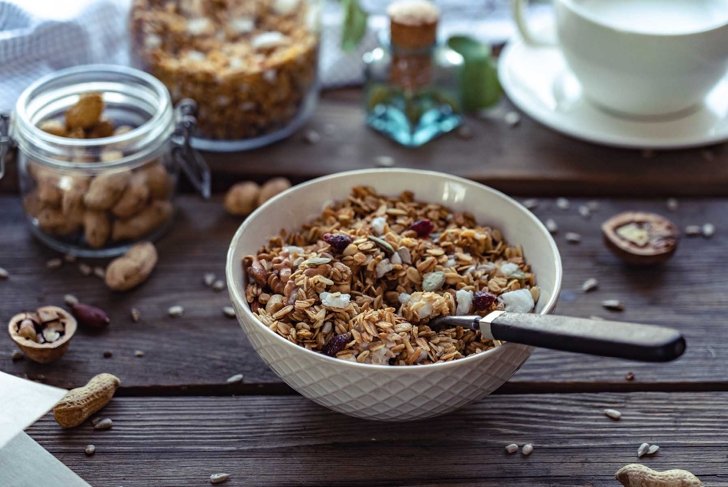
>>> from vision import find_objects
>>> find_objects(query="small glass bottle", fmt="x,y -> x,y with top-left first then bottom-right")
363,0 -> 463,147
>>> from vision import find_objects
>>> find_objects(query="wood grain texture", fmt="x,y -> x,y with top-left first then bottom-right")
26,393 -> 728,486
1,89 -> 726,197
1,195 -> 725,391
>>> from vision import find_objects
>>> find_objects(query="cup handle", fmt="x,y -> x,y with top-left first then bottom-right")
511,0 -> 558,47
0,113 -> 10,180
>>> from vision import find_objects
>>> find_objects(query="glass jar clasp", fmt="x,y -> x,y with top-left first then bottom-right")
0,113 -> 10,179
172,99 -> 211,199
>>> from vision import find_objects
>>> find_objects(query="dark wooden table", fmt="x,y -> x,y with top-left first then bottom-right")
3,90 -> 728,486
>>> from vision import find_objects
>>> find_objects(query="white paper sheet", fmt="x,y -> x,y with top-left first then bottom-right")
0,372 -> 67,449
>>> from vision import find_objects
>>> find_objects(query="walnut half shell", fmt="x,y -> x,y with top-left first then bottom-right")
602,211 -> 679,266
8,306 -> 78,364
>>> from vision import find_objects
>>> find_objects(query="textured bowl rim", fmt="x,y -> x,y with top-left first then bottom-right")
226,168 -> 563,373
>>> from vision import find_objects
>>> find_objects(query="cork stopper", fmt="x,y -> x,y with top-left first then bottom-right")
388,0 -> 440,49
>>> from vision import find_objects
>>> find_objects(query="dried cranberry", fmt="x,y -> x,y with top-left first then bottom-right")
323,233 -> 353,253
473,291 -> 498,311
410,219 -> 434,238
322,332 -> 351,357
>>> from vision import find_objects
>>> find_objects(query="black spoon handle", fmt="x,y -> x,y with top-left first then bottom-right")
484,311 -> 685,362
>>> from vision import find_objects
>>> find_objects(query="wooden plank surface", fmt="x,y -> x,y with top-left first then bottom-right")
1,194 -> 725,392
27,393 -> 728,486
1,90 -> 726,197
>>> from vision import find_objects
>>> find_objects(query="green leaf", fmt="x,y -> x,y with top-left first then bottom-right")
341,0 -> 368,52
447,35 -> 503,111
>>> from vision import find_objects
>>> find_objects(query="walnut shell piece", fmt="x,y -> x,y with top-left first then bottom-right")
7,306 -> 78,364
602,211 -> 679,266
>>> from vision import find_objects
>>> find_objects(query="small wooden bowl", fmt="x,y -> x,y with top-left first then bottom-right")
8,306 -> 77,364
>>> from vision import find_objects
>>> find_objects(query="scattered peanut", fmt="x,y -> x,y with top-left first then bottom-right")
53,373 -> 120,428
615,464 -> 701,487
257,177 -> 291,206
224,181 -> 261,216
105,242 -> 158,291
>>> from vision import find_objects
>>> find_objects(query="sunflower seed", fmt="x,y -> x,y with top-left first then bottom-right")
84,444 -> 96,456
556,197 -> 570,210
565,232 -> 581,244
203,273 -> 216,287
210,473 -> 231,484
79,263 -> 92,276
93,418 -> 113,430
666,198 -> 679,211
64,294 -> 79,306
223,306 -> 236,318
578,205 -> 591,218
226,373 -> 244,383
521,443 -> 534,456
685,225 -> 702,237
581,278 -> 599,293
702,223 -> 715,238
0,267 -> 8,280
587,200 -> 600,211
522,199 -> 539,210
64,253 -> 76,263
130,308 -> 141,323
505,443 -> 519,454
604,408 -> 621,420
374,155 -> 395,167
11,350 -> 23,361
303,129 -> 320,144
602,299 -> 624,311
168,305 -> 184,317
46,258 -> 63,269
212,280 -> 226,292
504,111 -> 521,127
134,350 -> 144,358
637,442 -> 650,458
545,219 -> 558,234
368,235 -> 394,255
302,257 -> 332,266
93,266 -> 106,279
647,444 -> 660,455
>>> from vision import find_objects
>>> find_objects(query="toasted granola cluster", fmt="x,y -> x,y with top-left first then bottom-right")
243,186 -> 539,365
130,0 -> 318,140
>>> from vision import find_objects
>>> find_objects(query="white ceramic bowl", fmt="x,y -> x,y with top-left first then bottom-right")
226,169 -> 562,421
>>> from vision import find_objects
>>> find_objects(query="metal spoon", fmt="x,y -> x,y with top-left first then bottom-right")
427,311 -> 685,362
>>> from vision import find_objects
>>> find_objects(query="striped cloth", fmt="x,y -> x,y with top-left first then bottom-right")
0,0 -> 517,112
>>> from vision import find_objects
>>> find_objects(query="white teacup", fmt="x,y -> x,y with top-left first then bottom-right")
512,0 -> 728,118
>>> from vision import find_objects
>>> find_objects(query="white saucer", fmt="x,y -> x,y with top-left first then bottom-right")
498,37 -> 728,149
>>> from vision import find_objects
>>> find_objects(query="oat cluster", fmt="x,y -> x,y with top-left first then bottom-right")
244,186 -> 539,365
130,0 -> 318,140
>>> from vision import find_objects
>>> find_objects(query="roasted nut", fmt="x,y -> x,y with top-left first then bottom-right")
112,201 -> 172,241
84,210 -> 111,249
36,174 -> 63,207
602,212 -> 679,265
257,177 -> 291,206
37,207 -> 81,236
38,119 -> 67,137
84,170 -> 132,210
65,93 -> 104,130
112,173 -> 150,218
53,373 -> 120,428
137,162 -> 172,200
105,241 -> 158,291
86,120 -> 115,138
615,464 -> 701,487
8,306 -> 77,364
61,177 -> 89,222
70,303 -> 111,330
224,181 -> 260,216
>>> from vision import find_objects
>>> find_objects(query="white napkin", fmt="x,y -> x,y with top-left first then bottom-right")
0,372 -> 89,487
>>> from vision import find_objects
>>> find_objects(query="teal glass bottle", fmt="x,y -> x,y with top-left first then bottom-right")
363,0 -> 463,147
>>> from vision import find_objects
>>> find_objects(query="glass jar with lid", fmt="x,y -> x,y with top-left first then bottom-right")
130,0 -> 322,152
0,64 -> 210,257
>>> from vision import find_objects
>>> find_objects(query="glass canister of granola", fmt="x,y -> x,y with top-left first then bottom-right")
2,65 -> 210,257
130,0 -> 321,151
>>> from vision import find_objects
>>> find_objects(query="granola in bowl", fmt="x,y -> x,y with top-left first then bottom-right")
243,186 -> 539,366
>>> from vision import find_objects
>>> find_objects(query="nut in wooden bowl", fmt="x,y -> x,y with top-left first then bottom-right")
8,306 -> 78,363
602,211 -> 679,266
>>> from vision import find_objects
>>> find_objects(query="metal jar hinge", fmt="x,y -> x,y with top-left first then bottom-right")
0,113 -> 11,180
172,99 -> 211,199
